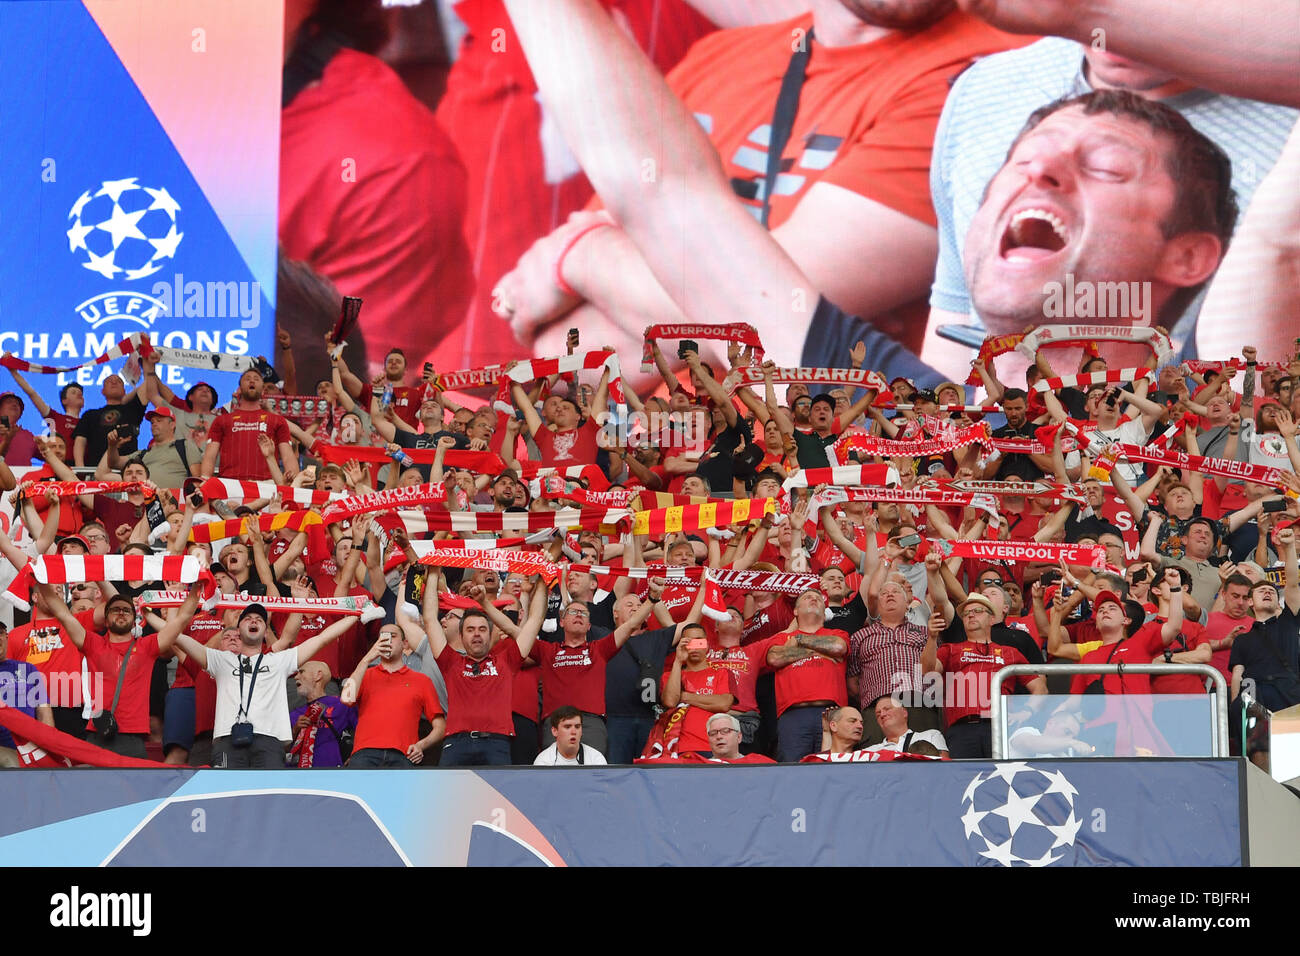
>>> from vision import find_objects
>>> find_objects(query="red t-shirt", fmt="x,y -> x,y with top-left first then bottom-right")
1204,612 -> 1252,681
529,636 -> 620,718
707,643 -> 761,713
8,608 -> 95,708
178,653 -> 218,736
936,640 -> 1031,724
207,408 -> 291,480
272,611 -> 337,677
657,582 -> 698,623
46,411 -> 79,458
534,419 -> 600,467
756,629 -> 849,715
352,665 -> 443,753
714,752 -> 776,764
742,598 -> 793,645
662,663 -> 737,753
172,612 -> 225,690
513,659 -> 541,722
1150,620 -> 1210,695
377,384 -> 424,430
1069,623 -> 1167,696
82,631 -> 161,735
25,464 -> 86,535
436,639 -> 523,736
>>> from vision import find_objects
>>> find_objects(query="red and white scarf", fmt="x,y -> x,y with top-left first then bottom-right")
418,547 -> 560,584
723,365 -> 887,395
783,464 -> 900,490
1018,325 -> 1174,365
313,443 -> 508,475
537,475 -> 636,509
1031,367 -> 1153,393
141,589 -> 383,618
876,403 -> 1002,415
965,332 -> 1032,385
25,480 -> 154,499
507,348 -> 625,407
199,477 -> 346,507
320,483 -> 447,524
1112,444 -> 1298,496
842,422 -> 992,460
289,700 -> 327,768
567,563 -> 820,596
517,462 -> 611,492
809,485 -> 1000,521
927,538 -> 1107,569
1,333 -> 147,374
420,506 -> 630,534
1185,358 -> 1290,376
4,555 -> 214,612
642,323 -> 764,372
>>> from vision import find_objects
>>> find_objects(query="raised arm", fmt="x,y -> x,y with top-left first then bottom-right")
512,579 -> 548,660
6,367 -> 53,418
153,584 -> 202,654
35,583 -> 87,650
421,570 -> 450,660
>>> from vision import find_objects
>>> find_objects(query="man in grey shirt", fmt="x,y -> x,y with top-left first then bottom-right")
921,36 -> 1298,376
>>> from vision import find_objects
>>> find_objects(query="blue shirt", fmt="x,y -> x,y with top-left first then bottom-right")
0,660 -> 48,749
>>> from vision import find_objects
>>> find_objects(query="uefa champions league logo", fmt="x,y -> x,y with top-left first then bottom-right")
960,763 -> 1082,866
66,177 -> 183,283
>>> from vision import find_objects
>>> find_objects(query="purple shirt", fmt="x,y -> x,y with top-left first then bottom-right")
288,695 -> 357,768
0,660 -> 48,748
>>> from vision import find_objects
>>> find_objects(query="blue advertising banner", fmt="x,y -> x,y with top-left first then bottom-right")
0,760 -> 1244,867
0,1 -> 280,438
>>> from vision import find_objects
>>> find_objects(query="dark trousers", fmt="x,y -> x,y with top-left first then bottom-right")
88,731 -> 147,759
439,734 -> 511,766
946,718 -> 993,759
777,706 -> 825,763
348,748 -> 414,769
511,714 -> 540,765
52,707 -> 87,740
212,733 -> 287,768
607,714 -> 655,764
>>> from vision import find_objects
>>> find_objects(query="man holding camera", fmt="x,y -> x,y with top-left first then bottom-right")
173,602 -> 359,768
37,582 -> 201,759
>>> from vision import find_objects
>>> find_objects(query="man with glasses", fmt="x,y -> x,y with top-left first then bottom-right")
77,523 -> 112,556
704,713 -> 774,765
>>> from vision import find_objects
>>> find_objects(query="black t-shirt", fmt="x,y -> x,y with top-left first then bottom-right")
396,428 -> 466,481
990,422 -> 1045,481
826,593 -> 868,637
1228,607 -> 1300,712
695,420 -> 749,493
73,395 -> 145,464
605,625 -> 677,718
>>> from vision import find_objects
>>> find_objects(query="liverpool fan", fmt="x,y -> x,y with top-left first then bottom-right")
107,406 -> 201,492
703,713 -> 776,765
865,697 -> 949,757
922,594 -> 1046,758
341,625 -> 444,768
661,623 -> 737,756
172,602 -> 362,769
287,660 -> 356,769
421,574 -> 547,766
199,368 -> 296,482
800,705 -> 866,761
848,578 -> 940,746
71,371 -> 149,468
533,705 -> 608,766
37,582 -> 202,758
1230,526 -> 1300,714
0,622 -> 54,767
706,606 -> 764,752
510,366 -> 611,467
753,588 -> 849,762
498,0 -> 942,383
480,581 -> 660,756
3,373 -> 81,465
1204,572 -> 1257,680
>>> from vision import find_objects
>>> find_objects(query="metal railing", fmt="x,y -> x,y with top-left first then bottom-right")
990,663 -> 1229,759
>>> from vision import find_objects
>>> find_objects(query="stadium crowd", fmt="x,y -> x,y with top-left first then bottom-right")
0,0 -> 1298,770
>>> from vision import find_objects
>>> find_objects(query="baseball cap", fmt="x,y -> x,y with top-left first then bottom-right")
1092,589 -> 1124,613
238,602 -> 269,623
889,376 -> 914,388
914,389 -> 939,405
810,393 -> 835,412
56,534 -> 91,552
956,593 -> 996,615
146,406 -> 175,421
0,392 -> 24,416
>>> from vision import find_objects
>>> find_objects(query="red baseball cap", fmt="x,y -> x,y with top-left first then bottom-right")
1092,589 -> 1124,612
146,406 -> 175,421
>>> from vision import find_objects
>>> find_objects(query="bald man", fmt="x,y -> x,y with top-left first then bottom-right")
287,661 -> 357,769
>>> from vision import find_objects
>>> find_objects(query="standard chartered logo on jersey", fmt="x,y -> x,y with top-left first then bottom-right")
12,176 -> 256,386
959,763 -> 1082,866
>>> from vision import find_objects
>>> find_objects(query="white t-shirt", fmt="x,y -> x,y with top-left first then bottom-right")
866,729 -> 948,754
1239,420 -> 1297,469
206,648 -> 300,741
1083,418 -> 1150,482
533,743 -> 608,766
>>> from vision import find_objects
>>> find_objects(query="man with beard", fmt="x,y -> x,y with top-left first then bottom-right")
37,583 -> 202,759
961,89 -> 1236,373
341,625 -> 444,768
497,0 -> 1022,377
174,602 -> 362,769
200,369 -> 296,481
